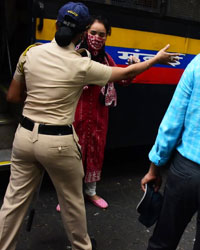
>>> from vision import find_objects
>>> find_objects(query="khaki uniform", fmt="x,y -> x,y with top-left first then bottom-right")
0,40 -> 112,250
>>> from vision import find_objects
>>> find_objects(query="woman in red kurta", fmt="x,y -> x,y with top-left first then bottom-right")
56,16 -> 137,211
73,16 -> 135,209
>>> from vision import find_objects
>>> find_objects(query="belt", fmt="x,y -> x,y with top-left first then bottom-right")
20,116 -> 73,136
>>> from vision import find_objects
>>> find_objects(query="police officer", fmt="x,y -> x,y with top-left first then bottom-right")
0,2 -> 178,250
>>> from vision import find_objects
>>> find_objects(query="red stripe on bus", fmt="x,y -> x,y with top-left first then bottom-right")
118,65 -> 184,85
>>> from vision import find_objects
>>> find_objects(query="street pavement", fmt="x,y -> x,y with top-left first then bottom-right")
0,147 -> 196,250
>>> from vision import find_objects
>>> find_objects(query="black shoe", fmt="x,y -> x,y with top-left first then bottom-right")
90,237 -> 97,250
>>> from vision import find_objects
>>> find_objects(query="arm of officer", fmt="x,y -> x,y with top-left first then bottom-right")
7,47 -> 27,103
109,44 -> 179,82
7,79 -> 26,103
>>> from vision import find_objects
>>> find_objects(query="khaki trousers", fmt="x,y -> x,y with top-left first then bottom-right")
0,124 -> 91,250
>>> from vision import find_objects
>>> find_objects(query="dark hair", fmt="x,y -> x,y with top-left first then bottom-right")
89,15 -> 111,36
55,16 -> 84,47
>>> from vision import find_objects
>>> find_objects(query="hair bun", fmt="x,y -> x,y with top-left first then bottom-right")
55,26 -> 73,47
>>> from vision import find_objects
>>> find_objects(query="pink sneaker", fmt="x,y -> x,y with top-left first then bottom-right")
56,204 -> 60,212
87,196 -> 108,209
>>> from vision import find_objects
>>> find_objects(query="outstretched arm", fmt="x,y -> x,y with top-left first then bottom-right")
109,44 -> 179,82
105,53 -> 139,85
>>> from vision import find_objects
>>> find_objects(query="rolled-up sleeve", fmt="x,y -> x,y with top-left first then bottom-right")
85,60 -> 112,86
149,55 -> 196,166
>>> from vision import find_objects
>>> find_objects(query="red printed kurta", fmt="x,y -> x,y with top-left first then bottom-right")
74,84 -> 109,183
74,53 -> 131,183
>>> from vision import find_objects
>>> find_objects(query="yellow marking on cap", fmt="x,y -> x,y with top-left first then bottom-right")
67,10 -> 78,16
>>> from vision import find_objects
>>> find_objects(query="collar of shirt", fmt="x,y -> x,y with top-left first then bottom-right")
51,38 -> 75,50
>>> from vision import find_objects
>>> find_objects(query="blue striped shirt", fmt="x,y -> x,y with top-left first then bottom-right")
149,54 -> 200,166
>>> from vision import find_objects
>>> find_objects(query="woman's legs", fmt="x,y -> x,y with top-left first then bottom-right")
36,133 -> 92,250
84,182 -> 108,209
0,126 -> 43,250
85,182 -> 96,196
0,161 -> 42,250
57,180 -> 108,211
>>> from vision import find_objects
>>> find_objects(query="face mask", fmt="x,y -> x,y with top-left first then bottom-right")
87,33 -> 105,51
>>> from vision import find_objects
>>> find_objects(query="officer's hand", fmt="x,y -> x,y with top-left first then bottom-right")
155,44 -> 180,65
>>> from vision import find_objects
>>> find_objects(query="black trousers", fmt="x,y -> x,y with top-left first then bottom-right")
147,151 -> 200,250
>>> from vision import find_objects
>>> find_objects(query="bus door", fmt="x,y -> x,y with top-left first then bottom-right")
0,0 -> 37,170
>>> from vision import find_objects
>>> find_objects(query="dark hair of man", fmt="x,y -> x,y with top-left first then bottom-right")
55,16 -> 84,47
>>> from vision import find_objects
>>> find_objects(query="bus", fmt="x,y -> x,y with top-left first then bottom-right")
1,0 -> 200,169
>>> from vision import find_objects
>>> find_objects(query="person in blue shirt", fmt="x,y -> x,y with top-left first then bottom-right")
141,54 -> 200,250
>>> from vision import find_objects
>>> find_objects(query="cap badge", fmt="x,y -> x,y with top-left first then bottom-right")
67,10 -> 78,16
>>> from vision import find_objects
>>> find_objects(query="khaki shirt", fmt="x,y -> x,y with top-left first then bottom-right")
14,40 -> 112,125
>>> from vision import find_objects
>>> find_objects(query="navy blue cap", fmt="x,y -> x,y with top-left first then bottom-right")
57,2 -> 90,30
136,183 -> 163,228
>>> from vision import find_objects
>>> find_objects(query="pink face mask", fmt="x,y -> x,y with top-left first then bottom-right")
87,33 -> 105,51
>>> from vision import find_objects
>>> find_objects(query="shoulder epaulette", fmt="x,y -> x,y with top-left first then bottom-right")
22,42 -> 42,56
19,43 -> 42,73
